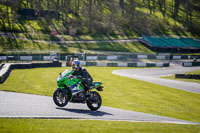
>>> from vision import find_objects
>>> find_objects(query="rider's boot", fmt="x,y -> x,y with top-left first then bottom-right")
85,89 -> 90,100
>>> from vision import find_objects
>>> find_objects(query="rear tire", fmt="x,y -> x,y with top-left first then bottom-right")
87,91 -> 102,111
53,89 -> 69,107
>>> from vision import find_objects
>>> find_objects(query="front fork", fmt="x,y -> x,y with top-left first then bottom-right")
57,87 -> 73,102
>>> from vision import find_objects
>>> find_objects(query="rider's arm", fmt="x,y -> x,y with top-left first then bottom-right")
68,70 -> 82,79
63,70 -> 75,77
82,68 -> 93,81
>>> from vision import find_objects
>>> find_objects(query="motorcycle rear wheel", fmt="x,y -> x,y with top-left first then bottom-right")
86,91 -> 102,111
53,89 -> 69,107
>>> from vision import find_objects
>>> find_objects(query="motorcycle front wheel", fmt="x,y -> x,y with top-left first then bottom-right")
87,91 -> 102,111
53,89 -> 69,107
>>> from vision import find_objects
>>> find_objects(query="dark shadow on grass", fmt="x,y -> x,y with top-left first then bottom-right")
56,107 -> 113,117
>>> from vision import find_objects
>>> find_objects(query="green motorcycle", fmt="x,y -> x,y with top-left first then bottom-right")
53,69 -> 103,111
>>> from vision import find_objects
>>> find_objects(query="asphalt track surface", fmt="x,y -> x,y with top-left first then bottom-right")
113,65 -> 200,94
0,91 -> 199,124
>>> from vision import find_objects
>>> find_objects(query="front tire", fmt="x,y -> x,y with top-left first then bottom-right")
53,89 -> 69,107
87,91 -> 102,111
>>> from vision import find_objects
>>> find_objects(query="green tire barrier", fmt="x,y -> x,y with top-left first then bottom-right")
163,63 -> 169,67
146,63 -> 156,67
86,62 -> 97,66
66,61 -> 169,67
107,63 -> 118,67
97,55 -> 107,60
175,74 -> 200,80
127,63 -> 137,67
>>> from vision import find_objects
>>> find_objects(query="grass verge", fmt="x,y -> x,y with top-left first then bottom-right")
0,36 -> 154,54
185,70 -> 200,75
0,119 -> 200,133
0,67 -> 200,122
13,33 -> 138,41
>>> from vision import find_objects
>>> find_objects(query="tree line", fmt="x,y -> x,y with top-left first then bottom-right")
0,0 -> 199,35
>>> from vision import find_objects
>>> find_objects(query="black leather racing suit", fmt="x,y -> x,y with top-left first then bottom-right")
72,67 -> 93,92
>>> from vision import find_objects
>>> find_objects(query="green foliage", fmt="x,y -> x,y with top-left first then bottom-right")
0,0 -> 200,37
0,67 -> 200,122
0,119 -> 200,133
1,0 -> 200,54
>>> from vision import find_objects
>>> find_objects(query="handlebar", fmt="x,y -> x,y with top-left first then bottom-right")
70,75 -> 83,79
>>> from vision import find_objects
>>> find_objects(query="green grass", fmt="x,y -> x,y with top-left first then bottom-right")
162,70 -> 200,84
13,32 -> 138,41
14,33 -> 61,41
0,36 -> 154,54
173,53 -> 200,56
185,70 -> 200,75
0,119 -> 200,133
0,67 -> 200,122
69,41 -> 154,53
62,34 -> 139,41
0,36 -> 83,54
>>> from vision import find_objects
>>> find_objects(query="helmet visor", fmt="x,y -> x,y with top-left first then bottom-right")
73,63 -> 78,68
72,63 -> 79,70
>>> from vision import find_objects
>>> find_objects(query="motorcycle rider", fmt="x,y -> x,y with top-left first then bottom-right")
71,60 -> 93,94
